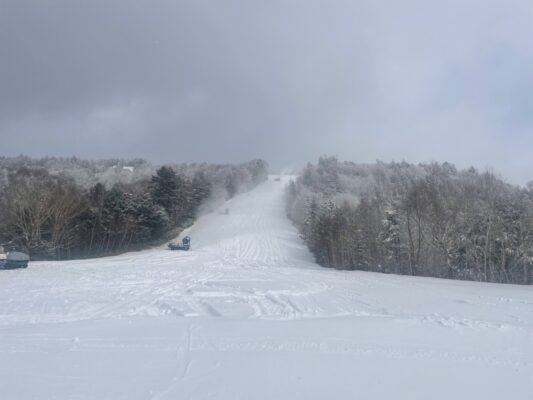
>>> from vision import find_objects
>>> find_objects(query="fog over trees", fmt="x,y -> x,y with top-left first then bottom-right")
286,157 -> 533,285
0,156 -> 268,260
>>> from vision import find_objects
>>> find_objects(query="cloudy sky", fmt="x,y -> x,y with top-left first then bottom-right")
1,0 -> 532,183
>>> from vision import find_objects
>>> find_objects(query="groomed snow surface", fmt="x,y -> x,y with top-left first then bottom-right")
1,176 -> 532,399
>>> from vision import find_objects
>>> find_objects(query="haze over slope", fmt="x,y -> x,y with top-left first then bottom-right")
0,176 -> 532,399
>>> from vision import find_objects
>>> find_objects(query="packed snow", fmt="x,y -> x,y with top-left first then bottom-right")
0,176 -> 532,399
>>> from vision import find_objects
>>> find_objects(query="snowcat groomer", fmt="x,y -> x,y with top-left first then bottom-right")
0,246 -> 30,269
168,236 -> 191,251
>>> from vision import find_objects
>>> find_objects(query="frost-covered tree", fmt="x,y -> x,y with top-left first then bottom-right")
0,156 -> 268,261
286,157 -> 533,284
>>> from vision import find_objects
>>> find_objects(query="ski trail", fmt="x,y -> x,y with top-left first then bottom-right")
0,175 -> 532,400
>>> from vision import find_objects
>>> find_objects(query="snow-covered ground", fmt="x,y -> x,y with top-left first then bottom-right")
1,176 -> 532,399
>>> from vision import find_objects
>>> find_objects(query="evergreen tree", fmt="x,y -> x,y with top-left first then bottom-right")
150,166 -> 180,222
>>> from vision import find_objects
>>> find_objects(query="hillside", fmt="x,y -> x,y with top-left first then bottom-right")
0,176 -> 531,399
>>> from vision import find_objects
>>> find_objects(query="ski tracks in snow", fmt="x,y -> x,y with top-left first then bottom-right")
1,176 -> 533,399
1,176 -> 533,330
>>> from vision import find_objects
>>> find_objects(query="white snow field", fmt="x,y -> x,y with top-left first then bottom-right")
1,176 -> 532,399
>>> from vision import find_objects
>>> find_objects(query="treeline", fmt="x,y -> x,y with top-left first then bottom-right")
286,157 -> 533,285
0,157 -> 268,260
0,156 -> 155,189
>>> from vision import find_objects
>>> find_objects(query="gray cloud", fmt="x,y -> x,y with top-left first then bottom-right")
1,0 -> 532,183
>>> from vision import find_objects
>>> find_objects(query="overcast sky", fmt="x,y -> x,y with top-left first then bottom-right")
1,0 -> 532,183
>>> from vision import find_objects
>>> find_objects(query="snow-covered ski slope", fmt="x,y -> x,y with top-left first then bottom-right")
1,176 -> 532,399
